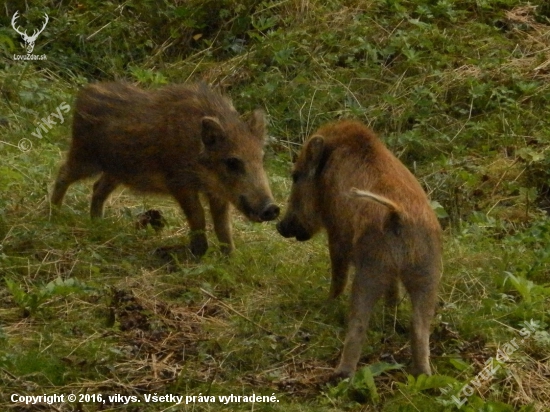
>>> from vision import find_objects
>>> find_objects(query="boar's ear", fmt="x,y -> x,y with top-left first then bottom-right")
201,116 -> 226,147
305,135 -> 325,174
247,109 -> 267,142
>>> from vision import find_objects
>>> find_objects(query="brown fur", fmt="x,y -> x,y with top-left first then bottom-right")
51,82 -> 279,256
277,120 -> 442,378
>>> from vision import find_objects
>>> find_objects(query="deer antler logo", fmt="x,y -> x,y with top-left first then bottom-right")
11,11 -> 49,54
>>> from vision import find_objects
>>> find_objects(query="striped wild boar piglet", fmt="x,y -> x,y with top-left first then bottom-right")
51,82 -> 279,257
277,120 -> 442,379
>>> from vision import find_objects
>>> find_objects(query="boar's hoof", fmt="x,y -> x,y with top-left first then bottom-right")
410,364 -> 432,377
219,243 -> 234,255
329,368 -> 353,383
189,235 -> 208,258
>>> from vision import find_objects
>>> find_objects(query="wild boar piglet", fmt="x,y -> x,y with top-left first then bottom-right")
51,82 -> 279,256
277,120 -> 442,378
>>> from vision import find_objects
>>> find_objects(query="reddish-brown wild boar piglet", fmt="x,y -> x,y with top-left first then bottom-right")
51,82 -> 279,257
277,120 -> 442,379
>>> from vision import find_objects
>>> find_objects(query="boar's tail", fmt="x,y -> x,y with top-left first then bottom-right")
350,188 -> 405,236
350,188 -> 402,214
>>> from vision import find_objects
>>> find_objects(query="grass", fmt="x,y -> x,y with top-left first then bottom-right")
1,0 -> 550,411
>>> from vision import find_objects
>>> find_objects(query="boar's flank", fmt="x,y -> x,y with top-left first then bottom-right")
51,82 -> 279,256
277,120 -> 442,379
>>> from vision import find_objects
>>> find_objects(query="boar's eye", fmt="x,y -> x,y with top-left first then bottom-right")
224,157 -> 245,174
291,171 -> 301,183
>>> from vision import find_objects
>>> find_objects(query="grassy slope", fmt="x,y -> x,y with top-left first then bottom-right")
1,0 -> 550,411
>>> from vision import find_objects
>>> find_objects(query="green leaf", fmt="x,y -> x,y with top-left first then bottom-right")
516,147 -> 544,163
397,374 -> 459,393
5,279 -> 27,306
367,362 -> 405,376
353,366 -> 379,403
430,200 -> 449,219
449,357 -> 470,371
503,272 -> 550,303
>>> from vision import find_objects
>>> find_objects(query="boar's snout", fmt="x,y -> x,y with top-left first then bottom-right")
239,196 -> 280,222
276,217 -> 311,241
260,203 -> 280,221
276,221 -> 291,237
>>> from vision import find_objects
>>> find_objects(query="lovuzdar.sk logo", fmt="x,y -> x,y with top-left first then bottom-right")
11,10 -> 49,61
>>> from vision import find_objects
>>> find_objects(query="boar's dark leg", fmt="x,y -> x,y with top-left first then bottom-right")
51,164 -> 72,208
170,187 -> 208,258
51,161 -> 99,209
207,194 -> 234,255
328,233 -> 351,299
90,173 -> 119,218
333,260 -> 390,379
401,265 -> 439,376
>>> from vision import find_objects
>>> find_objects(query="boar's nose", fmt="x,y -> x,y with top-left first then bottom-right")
260,203 -> 280,221
276,221 -> 289,237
